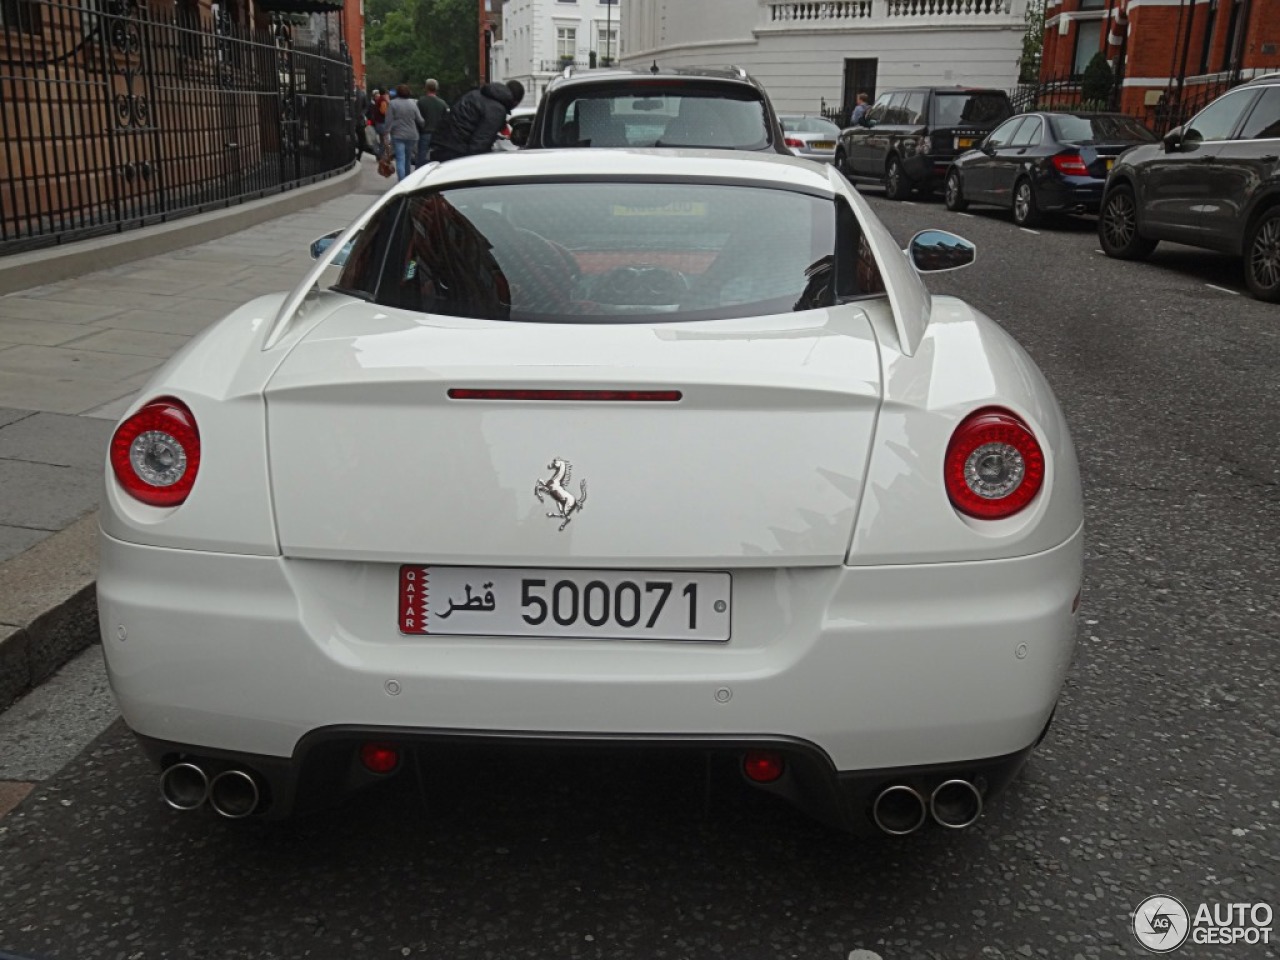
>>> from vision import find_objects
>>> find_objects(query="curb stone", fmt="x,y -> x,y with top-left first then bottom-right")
0,513 -> 99,712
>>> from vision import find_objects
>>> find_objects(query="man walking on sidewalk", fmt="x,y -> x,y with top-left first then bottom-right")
430,80 -> 524,163
414,79 -> 450,168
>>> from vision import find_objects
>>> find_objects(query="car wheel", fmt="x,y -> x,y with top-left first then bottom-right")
1098,185 -> 1158,259
944,170 -> 969,212
1244,206 -> 1280,302
1012,179 -> 1041,228
885,157 -> 912,200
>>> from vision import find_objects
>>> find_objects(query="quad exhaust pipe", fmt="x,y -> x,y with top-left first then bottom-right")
871,779 -> 984,835
159,762 -> 262,817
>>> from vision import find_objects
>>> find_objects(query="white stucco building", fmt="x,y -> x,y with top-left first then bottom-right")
491,0 -> 623,107
619,0 -> 1028,119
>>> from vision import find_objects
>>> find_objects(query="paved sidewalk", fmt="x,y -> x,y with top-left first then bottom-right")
0,161 -> 389,776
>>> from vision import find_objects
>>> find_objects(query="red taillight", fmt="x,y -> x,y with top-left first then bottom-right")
360,742 -> 400,774
743,751 -> 785,783
944,407 -> 1045,520
109,397 -> 201,507
448,388 -> 682,402
784,136 -> 805,149
1052,153 -> 1089,176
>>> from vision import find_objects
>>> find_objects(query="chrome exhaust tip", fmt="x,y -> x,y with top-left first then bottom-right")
930,778 -> 983,829
871,785 -> 927,836
208,769 -> 261,819
160,762 -> 209,811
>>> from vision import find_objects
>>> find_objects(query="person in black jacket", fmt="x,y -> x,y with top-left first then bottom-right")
429,81 -> 524,163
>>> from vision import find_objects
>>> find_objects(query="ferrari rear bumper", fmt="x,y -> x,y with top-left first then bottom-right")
99,526 -> 1081,829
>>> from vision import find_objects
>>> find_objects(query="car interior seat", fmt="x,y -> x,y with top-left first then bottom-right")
660,97 -> 728,148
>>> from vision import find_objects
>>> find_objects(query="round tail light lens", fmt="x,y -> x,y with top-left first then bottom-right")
944,407 -> 1045,520
109,397 -> 201,507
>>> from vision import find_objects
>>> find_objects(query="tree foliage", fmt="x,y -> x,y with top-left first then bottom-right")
365,0 -> 478,100
1019,0 -> 1044,83
1081,52 -> 1114,105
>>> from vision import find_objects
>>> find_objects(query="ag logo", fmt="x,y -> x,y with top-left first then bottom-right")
1133,895 -> 1191,953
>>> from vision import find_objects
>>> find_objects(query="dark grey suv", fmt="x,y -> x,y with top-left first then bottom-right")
514,65 -> 790,155
836,87 -> 1013,199
1098,74 -> 1280,301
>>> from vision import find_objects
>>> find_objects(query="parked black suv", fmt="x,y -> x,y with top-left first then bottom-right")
836,87 -> 1014,199
514,65 -> 790,155
1098,74 -> 1280,301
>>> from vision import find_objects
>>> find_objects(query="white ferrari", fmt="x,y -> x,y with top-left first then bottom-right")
98,149 -> 1083,835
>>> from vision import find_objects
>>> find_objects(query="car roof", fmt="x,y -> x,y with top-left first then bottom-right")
547,64 -> 764,92
399,148 -> 836,195
1242,73 -> 1280,87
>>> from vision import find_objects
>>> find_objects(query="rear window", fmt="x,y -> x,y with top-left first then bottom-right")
1049,114 -> 1157,143
931,92 -> 1012,128
781,116 -> 840,136
337,181 -> 883,323
545,84 -> 772,150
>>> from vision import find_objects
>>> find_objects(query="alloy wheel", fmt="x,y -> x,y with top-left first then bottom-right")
887,163 -> 900,196
1015,184 -> 1031,223
946,175 -> 959,206
1103,192 -> 1136,249
1249,218 -> 1280,292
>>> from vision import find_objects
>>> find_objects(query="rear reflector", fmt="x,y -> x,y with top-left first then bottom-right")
448,389 -> 682,402
743,751 -> 785,783
360,742 -> 400,774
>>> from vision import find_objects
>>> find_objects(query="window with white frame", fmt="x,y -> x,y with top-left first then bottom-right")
557,26 -> 576,60
597,24 -> 617,62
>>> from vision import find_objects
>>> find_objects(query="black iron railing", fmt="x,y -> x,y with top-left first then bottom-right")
0,0 -> 355,255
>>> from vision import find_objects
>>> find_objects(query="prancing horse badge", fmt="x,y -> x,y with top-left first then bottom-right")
534,458 -> 587,532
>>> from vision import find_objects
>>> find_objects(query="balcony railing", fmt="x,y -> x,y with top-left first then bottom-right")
767,0 -> 1014,22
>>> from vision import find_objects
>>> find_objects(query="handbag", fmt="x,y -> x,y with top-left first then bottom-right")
377,152 -> 395,178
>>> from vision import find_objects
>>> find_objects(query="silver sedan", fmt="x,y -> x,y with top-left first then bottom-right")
779,114 -> 841,163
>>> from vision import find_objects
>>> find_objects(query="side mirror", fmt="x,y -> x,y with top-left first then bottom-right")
510,120 -> 531,148
309,230 -> 357,266
908,229 -> 976,273
1162,126 -> 1183,152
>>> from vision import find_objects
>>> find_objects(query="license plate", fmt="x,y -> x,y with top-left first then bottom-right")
957,137 -> 975,149
398,566 -> 731,641
812,141 -> 835,150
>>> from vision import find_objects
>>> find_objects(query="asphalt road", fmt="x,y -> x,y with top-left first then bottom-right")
0,190 -> 1277,960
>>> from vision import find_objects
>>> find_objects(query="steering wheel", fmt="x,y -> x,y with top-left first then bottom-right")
588,265 -> 690,306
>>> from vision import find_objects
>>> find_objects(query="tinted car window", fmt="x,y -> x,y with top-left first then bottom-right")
1239,86 -> 1280,140
932,92 -> 1012,127
1185,90 -> 1257,143
866,93 -> 891,125
986,117 -> 1024,148
545,86 -> 771,150
884,92 -> 909,124
902,92 -> 927,125
1049,114 -> 1157,143
1010,117 -> 1041,147
364,181 -> 854,323
335,201 -> 402,300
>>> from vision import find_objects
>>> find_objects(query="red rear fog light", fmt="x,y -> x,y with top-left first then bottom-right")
743,751 -> 785,783
360,742 -> 400,774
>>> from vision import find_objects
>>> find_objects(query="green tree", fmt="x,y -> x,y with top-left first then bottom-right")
1019,0 -> 1044,83
365,0 -> 477,99
1081,52 -> 1114,106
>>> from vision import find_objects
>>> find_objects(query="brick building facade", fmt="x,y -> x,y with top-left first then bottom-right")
1042,0 -> 1279,128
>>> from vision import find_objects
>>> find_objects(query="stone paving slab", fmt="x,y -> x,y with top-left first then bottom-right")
0,316 -> 109,347
0,412 -> 114,469
0,460 -> 102,531
0,373 -> 135,416
0,297 -> 122,324
60,328 -> 192,359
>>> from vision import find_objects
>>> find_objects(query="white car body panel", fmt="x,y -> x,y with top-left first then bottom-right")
264,303 -> 881,566
98,527 -> 1081,767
